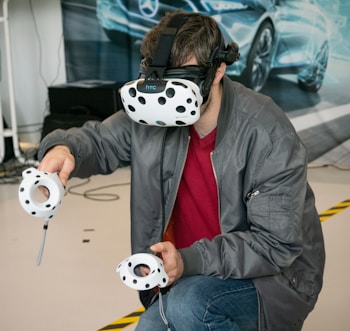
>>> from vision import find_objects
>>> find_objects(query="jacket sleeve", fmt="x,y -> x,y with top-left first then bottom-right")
180,124 -> 310,279
38,111 -> 132,178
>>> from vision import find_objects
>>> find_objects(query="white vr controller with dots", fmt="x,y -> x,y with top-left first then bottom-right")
18,167 -> 65,220
18,167 -> 65,265
116,253 -> 169,290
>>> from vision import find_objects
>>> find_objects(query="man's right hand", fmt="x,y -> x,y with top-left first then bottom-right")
38,145 -> 75,188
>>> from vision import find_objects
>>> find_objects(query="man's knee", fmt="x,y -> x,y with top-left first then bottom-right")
166,281 -> 207,324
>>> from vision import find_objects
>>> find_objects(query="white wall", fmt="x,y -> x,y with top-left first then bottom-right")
0,0 -> 66,145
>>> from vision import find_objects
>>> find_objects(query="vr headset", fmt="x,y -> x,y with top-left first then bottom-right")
120,13 -> 240,127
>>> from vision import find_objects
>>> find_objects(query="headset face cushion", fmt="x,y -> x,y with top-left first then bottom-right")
139,66 -> 209,91
164,66 -> 208,80
163,66 -> 211,99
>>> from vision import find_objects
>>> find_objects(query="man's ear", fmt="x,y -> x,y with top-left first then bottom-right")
214,62 -> 227,84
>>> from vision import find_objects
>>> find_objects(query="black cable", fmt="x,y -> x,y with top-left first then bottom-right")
28,0 -> 64,118
28,0 -> 49,88
67,178 -> 130,201
308,163 -> 350,171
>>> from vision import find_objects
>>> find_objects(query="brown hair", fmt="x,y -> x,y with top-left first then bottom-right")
140,11 -> 223,71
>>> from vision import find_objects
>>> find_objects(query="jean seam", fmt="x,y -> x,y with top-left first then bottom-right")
203,282 -> 257,329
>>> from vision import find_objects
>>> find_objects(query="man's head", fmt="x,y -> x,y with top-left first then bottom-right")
120,11 -> 239,127
140,11 -> 223,70
140,11 -> 239,98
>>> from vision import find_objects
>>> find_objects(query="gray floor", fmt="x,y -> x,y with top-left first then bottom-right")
1,162 -> 350,331
312,138 -> 350,168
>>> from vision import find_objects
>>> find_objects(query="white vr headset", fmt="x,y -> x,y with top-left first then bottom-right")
120,13 -> 239,127
120,66 -> 208,127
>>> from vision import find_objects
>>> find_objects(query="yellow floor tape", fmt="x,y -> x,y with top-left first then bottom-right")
319,198 -> 350,222
98,197 -> 350,330
97,307 -> 145,330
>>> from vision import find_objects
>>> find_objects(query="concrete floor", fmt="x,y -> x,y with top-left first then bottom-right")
1,161 -> 350,331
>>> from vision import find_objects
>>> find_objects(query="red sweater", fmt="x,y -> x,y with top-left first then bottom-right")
165,126 -> 221,249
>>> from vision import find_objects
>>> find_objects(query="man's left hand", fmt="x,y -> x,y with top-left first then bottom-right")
150,241 -> 184,285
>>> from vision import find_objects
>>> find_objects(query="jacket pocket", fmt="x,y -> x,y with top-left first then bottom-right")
282,266 -> 317,299
247,190 -> 298,243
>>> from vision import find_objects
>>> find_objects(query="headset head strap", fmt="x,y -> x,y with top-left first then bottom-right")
145,13 -> 189,80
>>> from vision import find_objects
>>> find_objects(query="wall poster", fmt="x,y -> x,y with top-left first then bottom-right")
60,0 -> 350,166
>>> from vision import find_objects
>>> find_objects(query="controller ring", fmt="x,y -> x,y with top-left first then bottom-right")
116,253 -> 169,290
18,167 -> 65,220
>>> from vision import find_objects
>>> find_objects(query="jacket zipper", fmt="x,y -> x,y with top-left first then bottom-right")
210,151 -> 221,228
163,135 -> 191,234
246,190 -> 260,202
210,157 -> 262,330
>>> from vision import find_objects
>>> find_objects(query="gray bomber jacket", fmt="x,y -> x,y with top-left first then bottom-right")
39,76 -> 325,330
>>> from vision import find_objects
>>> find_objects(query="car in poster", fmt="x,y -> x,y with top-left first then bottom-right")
96,0 -> 330,92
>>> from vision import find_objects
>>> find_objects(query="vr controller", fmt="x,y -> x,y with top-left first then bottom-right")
117,253 -> 169,290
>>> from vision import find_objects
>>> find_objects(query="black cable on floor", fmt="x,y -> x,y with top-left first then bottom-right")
308,163 -> 350,171
67,178 -> 130,201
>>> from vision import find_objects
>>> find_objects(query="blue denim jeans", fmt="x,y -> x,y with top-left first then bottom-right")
135,275 -> 259,331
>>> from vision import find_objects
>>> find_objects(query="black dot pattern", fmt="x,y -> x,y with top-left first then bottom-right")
18,168 -> 64,220
121,79 -> 202,126
117,254 -> 169,290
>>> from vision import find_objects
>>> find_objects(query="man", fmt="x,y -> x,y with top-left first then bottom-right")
38,11 -> 325,331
